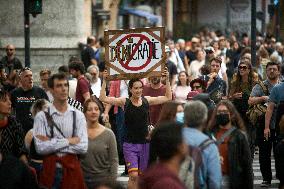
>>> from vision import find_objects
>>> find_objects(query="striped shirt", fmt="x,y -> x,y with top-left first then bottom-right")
33,104 -> 88,156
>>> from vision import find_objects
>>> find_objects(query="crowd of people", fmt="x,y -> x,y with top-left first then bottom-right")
0,29 -> 284,189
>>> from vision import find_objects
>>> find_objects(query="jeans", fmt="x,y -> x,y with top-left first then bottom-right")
52,168 -> 63,189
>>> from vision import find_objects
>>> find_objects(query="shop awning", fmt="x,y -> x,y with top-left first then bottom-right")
119,7 -> 159,24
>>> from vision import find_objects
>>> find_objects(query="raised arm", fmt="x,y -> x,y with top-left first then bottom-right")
99,71 -> 126,107
146,68 -> 172,106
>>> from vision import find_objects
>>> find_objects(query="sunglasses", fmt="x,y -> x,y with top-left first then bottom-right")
238,66 -> 248,70
6,49 -> 14,51
192,85 -> 202,89
19,67 -> 32,75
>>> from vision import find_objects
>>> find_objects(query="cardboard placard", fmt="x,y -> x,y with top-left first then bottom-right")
104,27 -> 165,80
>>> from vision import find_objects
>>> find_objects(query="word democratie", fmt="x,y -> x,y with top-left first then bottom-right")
109,38 -> 160,62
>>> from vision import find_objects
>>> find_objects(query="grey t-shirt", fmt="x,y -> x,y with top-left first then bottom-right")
80,128 -> 118,181
250,80 -> 277,129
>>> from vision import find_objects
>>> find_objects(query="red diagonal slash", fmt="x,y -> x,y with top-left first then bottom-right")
116,33 -> 153,71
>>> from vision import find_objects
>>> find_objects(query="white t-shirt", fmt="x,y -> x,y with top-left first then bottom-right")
120,80 -> 129,98
188,60 -> 205,79
91,78 -> 101,98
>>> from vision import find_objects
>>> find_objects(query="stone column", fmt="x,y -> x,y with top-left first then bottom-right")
0,0 -> 92,81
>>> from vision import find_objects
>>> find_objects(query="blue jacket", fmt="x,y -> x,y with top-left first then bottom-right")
183,127 -> 222,189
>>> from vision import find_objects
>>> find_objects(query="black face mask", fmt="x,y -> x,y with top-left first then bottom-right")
216,113 -> 230,126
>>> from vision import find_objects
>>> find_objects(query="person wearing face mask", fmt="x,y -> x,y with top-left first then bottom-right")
156,101 -> 184,125
207,100 -> 253,189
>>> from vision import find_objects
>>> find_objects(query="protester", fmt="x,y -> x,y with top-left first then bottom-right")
103,79 -> 129,176
185,37 -> 200,64
0,44 -> 23,79
25,99 -> 49,178
275,119 -> 284,189
167,40 -> 185,72
99,69 -> 172,189
249,62 -> 281,187
203,56 -> 227,103
0,64 -> 15,92
39,68 -> 53,101
11,67 -> 48,134
183,100 -> 222,188
81,36 -> 97,68
0,89 -> 27,162
81,97 -> 118,189
229,58 -> 259,156
176,38 -> 189,72
165,46 -> 178,87
58,64 -> 77,99
173,71 -> 191,103
143,76 -> 166,126
264,82 -> 284,189
139,122 -> 187,189
188,49 -> 206,80
69,60 -> 91,104
33,73 -> 88,189
189,78 -> 207,93
157,101 -> 183,125
87,65 -> 101,97
0,151 -> 39,189
207,100 -> 253,189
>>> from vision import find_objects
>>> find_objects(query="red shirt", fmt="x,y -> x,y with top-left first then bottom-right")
139,162 -> 186,189
76,76 -> 90,104
216,127 -> 230,175
143,84 -> 166,126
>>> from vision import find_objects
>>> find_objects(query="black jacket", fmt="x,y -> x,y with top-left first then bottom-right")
227,129 -> 253,189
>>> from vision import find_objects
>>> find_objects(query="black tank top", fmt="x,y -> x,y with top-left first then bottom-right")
124,97 -> 149,143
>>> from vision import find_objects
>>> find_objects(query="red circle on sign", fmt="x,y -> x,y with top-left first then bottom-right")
116,33 -> 153,71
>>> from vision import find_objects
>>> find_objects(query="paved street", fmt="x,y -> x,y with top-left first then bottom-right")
117,154 -> 280,188
253,154 -> 279,189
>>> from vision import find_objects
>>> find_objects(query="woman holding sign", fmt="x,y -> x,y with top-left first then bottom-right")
100,69 -> 172,189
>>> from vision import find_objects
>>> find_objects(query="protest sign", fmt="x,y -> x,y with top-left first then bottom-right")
104,27 -> 165,80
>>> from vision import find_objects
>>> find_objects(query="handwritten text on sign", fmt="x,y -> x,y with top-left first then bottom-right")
105,27 -> 165,80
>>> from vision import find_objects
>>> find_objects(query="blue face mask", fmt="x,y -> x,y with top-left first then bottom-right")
176,112 -> 184,124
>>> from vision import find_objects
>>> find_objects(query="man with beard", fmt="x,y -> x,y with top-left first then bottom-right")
0,44 -> 23,79
202,56 -> 227,104
68,60 -> 91,104
249,62 -> 281,187
143,76 -> 166,126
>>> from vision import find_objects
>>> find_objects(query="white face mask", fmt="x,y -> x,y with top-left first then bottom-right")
176,112 -> 184,124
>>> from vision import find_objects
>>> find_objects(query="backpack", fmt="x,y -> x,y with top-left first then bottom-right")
179,139 -> 215,189
246,81 -> 269,125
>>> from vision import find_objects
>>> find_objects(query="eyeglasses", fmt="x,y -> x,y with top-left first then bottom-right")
192,85 -> 202,89
6,49 -> 14,51
238,66 -> 248,70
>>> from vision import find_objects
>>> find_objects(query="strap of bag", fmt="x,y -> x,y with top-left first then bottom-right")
216,127 -> 236,146
198,138 -> 215,151
258,81 -> 269,96
72,110 -> 76,137
44,107 -> 66,138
